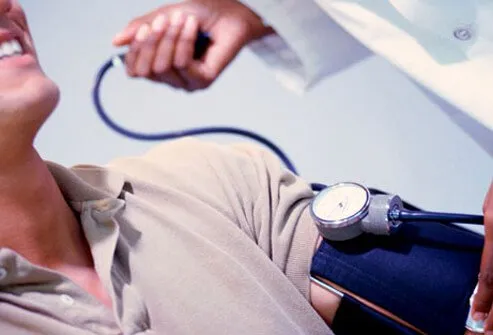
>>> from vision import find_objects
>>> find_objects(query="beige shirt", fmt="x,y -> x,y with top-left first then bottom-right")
0,138 -> 330,335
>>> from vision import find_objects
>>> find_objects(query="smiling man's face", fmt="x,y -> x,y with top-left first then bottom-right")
0,0 -> 60,137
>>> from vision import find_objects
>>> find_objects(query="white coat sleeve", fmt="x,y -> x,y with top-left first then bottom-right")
239,0 -> 372,92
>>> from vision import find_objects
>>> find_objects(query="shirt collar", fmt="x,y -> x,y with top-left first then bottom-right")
46,161 -> 125,207
0,162 -> 126,287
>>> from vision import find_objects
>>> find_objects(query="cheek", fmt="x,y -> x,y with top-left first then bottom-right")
12,2 -> 28,23
10,5 -> 36,54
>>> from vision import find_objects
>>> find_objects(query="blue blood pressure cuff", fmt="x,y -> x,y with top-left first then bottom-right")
310,220 -> 483,335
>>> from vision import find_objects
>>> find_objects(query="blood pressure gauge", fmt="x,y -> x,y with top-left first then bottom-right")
310,182 -> 403,241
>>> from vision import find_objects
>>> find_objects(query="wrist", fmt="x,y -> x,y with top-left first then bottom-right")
235,2 -> 276,42
255,25 -> 276,40
245,17 -> 276,43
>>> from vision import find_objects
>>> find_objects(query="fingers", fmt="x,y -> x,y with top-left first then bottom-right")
130,15 -> 169,77
474,265 -> 493,319
189,22 -> 249,84
122,10 -> 201,90
174,16 -> 207,91
115,7 -> 249,91
472,181 -> 493,330
151,70 -> 187,89
173,15 -> 200,69
152,11 -> 186,74
113,17 -> 146,46
125,23 -> 153,77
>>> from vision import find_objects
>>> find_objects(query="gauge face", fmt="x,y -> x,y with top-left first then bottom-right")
311,183 -> 369,224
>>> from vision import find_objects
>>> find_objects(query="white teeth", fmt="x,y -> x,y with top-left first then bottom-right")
11,40 -> 21,53
0,39 -> 24,59
2,43 -> 13,55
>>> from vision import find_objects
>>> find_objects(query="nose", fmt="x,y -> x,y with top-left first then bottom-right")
0,0 -> 12,14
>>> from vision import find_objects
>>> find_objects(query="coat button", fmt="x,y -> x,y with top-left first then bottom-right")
453,27 -> 473,41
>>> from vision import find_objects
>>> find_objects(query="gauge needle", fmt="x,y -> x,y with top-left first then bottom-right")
326,196 -> 349,218
340,196 -> 349,214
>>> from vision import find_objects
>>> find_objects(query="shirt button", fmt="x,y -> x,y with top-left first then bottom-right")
60,294 -> 75,306
95,199 -> 117,212
454,27 -> 473,41
0,268 -> 7,280
96,200 -> 110,211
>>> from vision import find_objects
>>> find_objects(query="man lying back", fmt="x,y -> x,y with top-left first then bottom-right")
0,1 -> 483,334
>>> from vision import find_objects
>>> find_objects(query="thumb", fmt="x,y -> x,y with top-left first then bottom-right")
190,24 -> 249,81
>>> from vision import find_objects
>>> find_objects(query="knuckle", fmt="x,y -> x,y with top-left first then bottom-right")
125,62 -> 136,73
153,63 -> 171,75
174,60 -> 189,70
184,83 -> 198,92
168,81 -> 182,89
178,35 -> 195,44
484,208 -> 493,221
126,46 -> 139,58
474,297 -> 490,310
196,79 -> 212,90
203,71 -> 217,84
232,18 -> 254,39
479,272 -> 493,289
156,36 -> 176,50
165,27 -> 180,40
186,81 -> 202,92
128,18 -> 141,27
129,18 -> 146,31
136,68 -> 150,77
142,34 -> 158,45
185,86 -> 199,93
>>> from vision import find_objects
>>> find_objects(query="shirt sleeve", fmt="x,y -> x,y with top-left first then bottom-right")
225,140 -> 321,299
239,0 -> 372,92
113,138 -> 321,299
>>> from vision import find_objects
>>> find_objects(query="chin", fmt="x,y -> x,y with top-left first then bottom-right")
26,74 -> 60,118
0,72 -> 60,138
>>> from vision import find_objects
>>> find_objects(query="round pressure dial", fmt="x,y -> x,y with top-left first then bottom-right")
310,182 -> 371,240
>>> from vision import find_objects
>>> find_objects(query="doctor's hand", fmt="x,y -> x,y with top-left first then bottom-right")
112,0 -> 273,91
471,180 -> 493,332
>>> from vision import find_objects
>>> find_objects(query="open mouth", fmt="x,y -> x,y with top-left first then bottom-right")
0,38 -> 24,60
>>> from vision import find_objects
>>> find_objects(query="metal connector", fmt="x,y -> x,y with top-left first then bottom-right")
466,284 -> 485,333
111,55 -> 124,68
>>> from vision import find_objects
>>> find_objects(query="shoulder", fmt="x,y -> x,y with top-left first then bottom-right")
109,137 -> 277,171
106,137 -> 288,192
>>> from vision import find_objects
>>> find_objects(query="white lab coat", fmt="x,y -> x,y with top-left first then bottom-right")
241,0 -> 493,157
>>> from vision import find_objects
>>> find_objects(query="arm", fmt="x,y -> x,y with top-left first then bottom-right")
171,139 -> 481,335
471,181 -> 493,331
106,137 -> 333,334
112,0 -> 371,92
106,137 -> 482,335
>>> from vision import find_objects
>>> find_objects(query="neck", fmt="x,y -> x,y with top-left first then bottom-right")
0,146 -> 93,269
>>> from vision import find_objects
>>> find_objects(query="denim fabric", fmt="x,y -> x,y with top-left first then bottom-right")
311,221 -> 483,335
